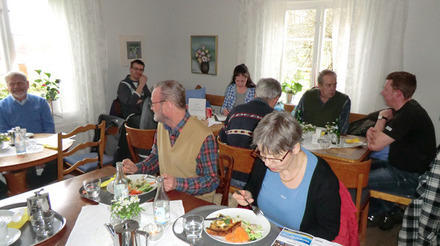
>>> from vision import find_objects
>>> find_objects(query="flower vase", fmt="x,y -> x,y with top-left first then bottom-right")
110,212 -> 141,226
200,62 -> 209,74
47,100 -> 54,116
286,93 -> 294,104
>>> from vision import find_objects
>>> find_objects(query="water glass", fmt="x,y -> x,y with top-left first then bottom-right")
30,210 -> 55,238
318,136 -> 331,149
183,215 -> 204,240
83,179 -> 101,198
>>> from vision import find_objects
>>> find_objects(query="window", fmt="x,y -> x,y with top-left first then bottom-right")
280,1 -> 333,101
0,0 -> 74,115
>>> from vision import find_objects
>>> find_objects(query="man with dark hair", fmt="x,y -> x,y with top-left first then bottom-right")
117,59 -> 151,123
367,71 -> 436,230
293,69 -> 351,134
219,78 -> 282,188
122,80 -> 219,201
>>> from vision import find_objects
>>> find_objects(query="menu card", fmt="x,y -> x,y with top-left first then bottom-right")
271,227 -> 341,246
188,98 -> 206,120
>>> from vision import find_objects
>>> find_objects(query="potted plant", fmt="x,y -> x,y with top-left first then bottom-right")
281,79 -> 303,104
31,69 -> 60,112
110,196 -> 143,224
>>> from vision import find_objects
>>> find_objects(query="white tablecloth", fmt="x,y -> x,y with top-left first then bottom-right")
66,200 -> 188,246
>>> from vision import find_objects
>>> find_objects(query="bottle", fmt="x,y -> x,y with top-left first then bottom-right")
153,176 -> 170,225
15,128 -> 27,154
113,162 -> 129,200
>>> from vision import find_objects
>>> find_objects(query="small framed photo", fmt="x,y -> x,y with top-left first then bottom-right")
120,35 -> 144,66
191,35 -> 218,75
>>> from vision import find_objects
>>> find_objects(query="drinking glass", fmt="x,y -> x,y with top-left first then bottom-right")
0,221 -> 8,246
83,179 -> 101,198
318,135 -> 331,149
183,215 -> 204,240
30,210 -> 55,238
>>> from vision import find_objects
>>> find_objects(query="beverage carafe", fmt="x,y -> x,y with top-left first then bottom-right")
153,176 -> 170,225
113,162 -> 129,200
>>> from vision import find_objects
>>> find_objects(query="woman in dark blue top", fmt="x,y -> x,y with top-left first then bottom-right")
232,111 -> 341,241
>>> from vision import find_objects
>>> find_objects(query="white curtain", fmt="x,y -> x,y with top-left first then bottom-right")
332,0 -> 408,113
238,0 -> 287,81
49,0 -> 108,130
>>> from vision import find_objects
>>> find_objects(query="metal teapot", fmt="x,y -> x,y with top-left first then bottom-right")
105,220 -> 149,246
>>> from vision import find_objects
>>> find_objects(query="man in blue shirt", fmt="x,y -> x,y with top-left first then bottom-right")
0,72 -> 54,133
0,71 -> 56,192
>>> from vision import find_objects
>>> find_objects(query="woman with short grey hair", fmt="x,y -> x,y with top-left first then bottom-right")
232,111 -> 342,241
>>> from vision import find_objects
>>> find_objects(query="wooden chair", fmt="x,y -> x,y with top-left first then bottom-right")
326,158 -> 372,240
217,137 -> 256,193
125,123 -> 156,163
349,112 -> 367,123
216,154 -> 234,206
369,190 -> 412,206
57,121 -> 110,180
195,85 -> 225,106
284,104 -> 295,113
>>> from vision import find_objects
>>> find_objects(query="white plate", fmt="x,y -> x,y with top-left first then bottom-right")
0,142 -> 10,152
0,210 -> 14,224
106,174 -> 157,195
204,208 -> 270,245
4,228 -> 21,246
25,133 -> 34,138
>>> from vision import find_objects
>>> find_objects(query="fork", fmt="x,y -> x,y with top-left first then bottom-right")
234,190 -> 263,216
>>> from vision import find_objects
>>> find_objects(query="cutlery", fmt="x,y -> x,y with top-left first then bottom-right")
234,190 -> 263,216
204,215 -> 227,221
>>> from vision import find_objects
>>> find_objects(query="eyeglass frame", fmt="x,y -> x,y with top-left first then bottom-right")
252,149 -> 291,163
151,100 -> 167,105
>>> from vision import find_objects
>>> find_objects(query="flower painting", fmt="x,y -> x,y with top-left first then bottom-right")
191,35 -> 217,75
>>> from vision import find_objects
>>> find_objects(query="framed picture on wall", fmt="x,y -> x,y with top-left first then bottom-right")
120,35 -> 144,66
191,35 -> 218,75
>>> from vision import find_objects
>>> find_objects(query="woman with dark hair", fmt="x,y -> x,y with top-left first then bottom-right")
232,111 -> 343,241
221,64 -> 256,115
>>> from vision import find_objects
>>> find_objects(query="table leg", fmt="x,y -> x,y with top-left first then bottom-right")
3,170 -> 28,195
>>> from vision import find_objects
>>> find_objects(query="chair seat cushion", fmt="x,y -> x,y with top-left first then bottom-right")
348,188 -> 370,208
64,153 -> 113,173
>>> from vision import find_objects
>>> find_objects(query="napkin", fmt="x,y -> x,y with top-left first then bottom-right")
66,201 -> 188,246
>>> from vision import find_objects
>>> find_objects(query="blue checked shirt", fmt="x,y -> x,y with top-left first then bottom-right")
221,84 -> 255,113
136,112 -> 219,195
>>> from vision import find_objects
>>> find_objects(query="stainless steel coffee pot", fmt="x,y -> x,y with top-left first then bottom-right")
105,220 -> 149,246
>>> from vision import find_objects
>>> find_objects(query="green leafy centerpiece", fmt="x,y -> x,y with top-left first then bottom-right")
111,196 -> 143,223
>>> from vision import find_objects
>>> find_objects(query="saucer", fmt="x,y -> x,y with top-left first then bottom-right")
2,228 -> 21,246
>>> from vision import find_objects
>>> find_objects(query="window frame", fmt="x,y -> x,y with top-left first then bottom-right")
281,0 -> 332,88
0,0 -> 14,74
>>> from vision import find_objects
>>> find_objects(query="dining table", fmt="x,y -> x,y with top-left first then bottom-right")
0,165 -> 213,246
308,135 -> 370,163
0,133 -> 74,195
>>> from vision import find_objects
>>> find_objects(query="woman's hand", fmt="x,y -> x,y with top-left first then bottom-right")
232,190 -> 254,206
222,108 -> 229,116
122,158 -> 138,174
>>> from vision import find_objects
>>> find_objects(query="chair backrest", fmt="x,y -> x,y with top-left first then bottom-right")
217,137 -> 255,174
125,123 -> 156,163
349,113 -> 367,123
216,154 -> 234,206
195,85 -> 225,107
57,121 -> 106,180
325,158 -> 372,218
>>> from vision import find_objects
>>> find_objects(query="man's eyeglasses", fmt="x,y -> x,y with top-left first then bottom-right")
252,150 -> 291,163
151,100 -> 166,105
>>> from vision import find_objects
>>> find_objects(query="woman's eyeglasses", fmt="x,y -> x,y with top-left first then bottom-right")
252,150 -> 290,163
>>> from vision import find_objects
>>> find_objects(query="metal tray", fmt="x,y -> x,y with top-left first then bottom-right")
79,176 -> 156,205
0,202 -> 66,246
172,205 -> 281,246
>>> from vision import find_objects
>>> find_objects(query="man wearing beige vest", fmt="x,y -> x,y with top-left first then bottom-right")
122,80 -> 219,200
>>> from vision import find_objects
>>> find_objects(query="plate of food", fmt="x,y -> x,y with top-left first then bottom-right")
204,208 -> 270,244
106,174 -> 157,196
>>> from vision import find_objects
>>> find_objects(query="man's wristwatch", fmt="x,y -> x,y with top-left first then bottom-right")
378,115 -> 389,121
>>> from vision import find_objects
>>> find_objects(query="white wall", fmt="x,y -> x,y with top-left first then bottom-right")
101,0 -> 240,111
404,0 -> 440,143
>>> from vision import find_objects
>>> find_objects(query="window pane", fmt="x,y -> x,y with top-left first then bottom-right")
320,9 -> 333,71
283,9 -> 316,89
